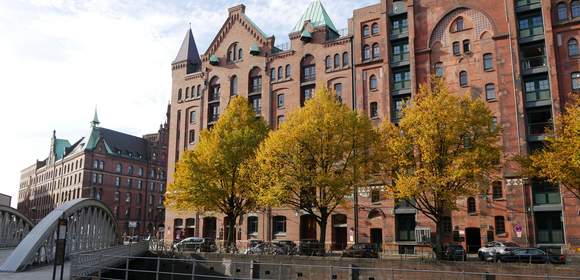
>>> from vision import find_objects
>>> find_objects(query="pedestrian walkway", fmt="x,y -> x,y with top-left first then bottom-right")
0,249 -> 69,279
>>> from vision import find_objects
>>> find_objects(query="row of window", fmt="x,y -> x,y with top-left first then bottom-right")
111,176 -> 165,192
362,22 -> 380,37
111,191 -> 162,205
270,64 -> 291,81
112,163 -> 164,179
362,43 -> 381,61
33,158 -> 84,185
441,215 -> 507,235
556,1 -> 580,23
325,52 -> 350,70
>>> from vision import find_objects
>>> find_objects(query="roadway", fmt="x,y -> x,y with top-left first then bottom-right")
0,248 -> 70,279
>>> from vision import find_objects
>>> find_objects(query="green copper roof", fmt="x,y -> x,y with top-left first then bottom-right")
249,43 -> 261,54
54,139 -> 71,160
292,0 -> 337,33
301,30 -> 312,39
209,54 -> 219,65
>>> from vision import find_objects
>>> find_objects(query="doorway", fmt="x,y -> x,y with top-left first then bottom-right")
202,217 -> 217,239
332,214 -> 347,250
300,214 -> 317,240
465,227 -> 481,253
370,228 -> 383,251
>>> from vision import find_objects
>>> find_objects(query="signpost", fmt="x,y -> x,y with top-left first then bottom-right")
514,224 -> 523,238
52,216 -> 67,280
129,221 -> 137,244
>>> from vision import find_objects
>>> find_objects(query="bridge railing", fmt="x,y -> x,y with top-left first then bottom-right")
69,241 -> 149,279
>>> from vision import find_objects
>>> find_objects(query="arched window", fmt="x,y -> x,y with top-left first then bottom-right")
372,43 -> 380,58
485,83 -> 496,101
363,45 -> 371,60
568,38 -> 579,57
301,54 -> 316,82
191,86 -> 195,98
371,23 -> 379,35
196,85 -> 201,98
459,71 -> 468,87
116,163 -> 122,173
452,41 -> 460,55
185,87 -> 189,99
369,75 -> 378,90
557,3 -> 568,22
249,67 -> 262,94
573,0 -> 580,18
342,52 -> 349,66
453,17 -> 464,32
467,197 -> 476,214
177,88 -> 182,100
238,48 -> 243,60
285,64 -> 292,78
325,55 -> 332,70
463,39 -> 471,53
334,54 -> 340,68
483,53 -> 493,71
278,66 -> 283,80
209,77 -> 220,102
227,42 -> 240,62
362,24 -> 370,37
434,62 -> 444,77
230,75 -> 238,96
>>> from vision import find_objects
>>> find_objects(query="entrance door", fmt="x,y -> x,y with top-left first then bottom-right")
202,217 -> 217,239
465,227 -> 481,253
370,228 -> 383,251
332,214 -> 347,250
300,214 -> 317,240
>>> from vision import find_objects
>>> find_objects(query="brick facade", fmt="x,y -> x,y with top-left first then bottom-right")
18,110 -> 169,239
166,0 -> 580,254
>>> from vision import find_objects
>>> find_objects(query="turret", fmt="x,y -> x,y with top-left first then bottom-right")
172,28 -> 202,74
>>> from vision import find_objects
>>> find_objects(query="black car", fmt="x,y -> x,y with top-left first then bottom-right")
298,239 -> 325,256
441,244 -> 467,261
497,248 -> 566,264
342,243 -> 379,258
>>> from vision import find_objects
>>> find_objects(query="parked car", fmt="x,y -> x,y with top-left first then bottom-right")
342,243 -> 379,258
441,243 -> 467,261
173,237 -> 217,253
298,239 -> 325,256
478,241 -> 520,261
496,248 -> 566,264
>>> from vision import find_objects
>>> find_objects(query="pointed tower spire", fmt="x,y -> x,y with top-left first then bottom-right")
292,0 -> 337,33
91,107 -> 100,127
173,28 -> 201,74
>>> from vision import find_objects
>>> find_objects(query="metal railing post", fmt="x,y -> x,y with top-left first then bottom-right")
156,256 -> 160,280
391,268 -> 395,280
124,257 -> 130,280
191,258 -> 196,280
97,254 -> 103,279
278,262 -> 282,280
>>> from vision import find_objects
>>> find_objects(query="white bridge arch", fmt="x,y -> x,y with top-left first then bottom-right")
0,205 -> 34,248
0,198 -> 118,272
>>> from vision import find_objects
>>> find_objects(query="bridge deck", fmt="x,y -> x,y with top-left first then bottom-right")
0,249 -> 70,279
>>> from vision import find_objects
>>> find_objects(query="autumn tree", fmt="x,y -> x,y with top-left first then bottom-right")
256,86 -> 377,249
165,96 -> 269,250
377,78 -> 501,254
526,100 -> 580,199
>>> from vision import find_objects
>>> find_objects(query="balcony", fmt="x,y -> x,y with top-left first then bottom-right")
518,26 -> 544,44
525,89 -> 551,107
521,55 -> 547,75
390,53 -> 410,67
390,27 -> 408,40
515,0 -> 541,13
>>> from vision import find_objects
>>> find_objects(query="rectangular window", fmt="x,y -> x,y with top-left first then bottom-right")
396,214 -> 416,241
208,103 -> 220,123
301,87 -> 315,106
526,106 -> 553,135
249,95 -> 262,115
524,78 -> 551,103
115,177 -> 120,187
492,181 -> 503,199
189,129 -> 195,144
392,95 -> 410,123
247,216 -> 259,235
250,76 -> 262,93
453,41 -> 460,55
535,211 -> 564,244
370,102 -> 378,118
518,14 -> 544,38
334,83 -> 343,102
277,115 -> 285,126
277,94 -> 285,108
495,216 -> 506,235
302,65 -> 316,81
371,189 -> 381,203
486,84 -> 496,101
189,110 -> 197,124
572,72 -> 580,90
273,216 -> 286,235
393,69 -> 411,90
463,40 -> 471,53
532,180 -> 561,205
391,17 -> 408,36
391,41 -> 409,63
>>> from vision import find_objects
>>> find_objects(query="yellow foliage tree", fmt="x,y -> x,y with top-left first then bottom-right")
528,100 -> 580,199
377,78 -> 501,253
256,86 -> 378,248
165,96 -> 269,249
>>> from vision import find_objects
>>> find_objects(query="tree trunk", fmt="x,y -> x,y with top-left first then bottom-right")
434,219 -> 444,260
318,210 -> 329,256
226,213 -> 236,252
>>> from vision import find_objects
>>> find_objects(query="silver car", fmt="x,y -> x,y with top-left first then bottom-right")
478,241 -> 520,261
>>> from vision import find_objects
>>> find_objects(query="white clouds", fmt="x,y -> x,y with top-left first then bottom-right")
0,0 -> 377,206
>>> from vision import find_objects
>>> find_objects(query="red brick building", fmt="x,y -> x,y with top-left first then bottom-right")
165,0 -> 580,254
18,110 -> 169,239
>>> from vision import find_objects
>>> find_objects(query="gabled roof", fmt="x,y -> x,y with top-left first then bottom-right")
173,28 -> 201,65
83,124 -> 148,160
292,0 -> 337,33
54,139 -> 71,160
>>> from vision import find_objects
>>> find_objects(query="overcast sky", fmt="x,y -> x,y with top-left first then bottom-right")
0,0 -> 377,207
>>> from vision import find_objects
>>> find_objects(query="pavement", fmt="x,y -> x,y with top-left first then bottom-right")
0,248 -> 70,280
